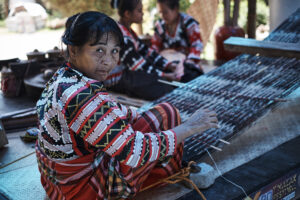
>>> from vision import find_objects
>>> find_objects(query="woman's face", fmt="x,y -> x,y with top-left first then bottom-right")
157,3 -> 179,25
129,1 -> 143,24
72,33 -> 121,81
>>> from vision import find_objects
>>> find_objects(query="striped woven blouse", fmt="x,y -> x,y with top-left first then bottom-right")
36,64 -> 177,167
104,23 -> 172,87
151,13 -> 203,62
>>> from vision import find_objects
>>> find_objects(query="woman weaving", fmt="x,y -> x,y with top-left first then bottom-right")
35,11 -> 218,200
151,0 -> 204,82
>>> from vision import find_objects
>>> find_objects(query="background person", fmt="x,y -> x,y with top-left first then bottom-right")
107,0 -> 180,100
151,0 -> 204,82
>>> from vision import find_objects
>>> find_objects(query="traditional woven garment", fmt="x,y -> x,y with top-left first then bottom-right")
35,63 -> 183,199
151,13 -> 203,63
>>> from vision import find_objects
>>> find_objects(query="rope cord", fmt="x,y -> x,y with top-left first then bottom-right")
0,151 -> 35,170
205,149 -> 249,198
140,161 -> 207,200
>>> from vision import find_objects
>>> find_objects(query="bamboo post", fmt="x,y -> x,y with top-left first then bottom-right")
247,0 -> 257,38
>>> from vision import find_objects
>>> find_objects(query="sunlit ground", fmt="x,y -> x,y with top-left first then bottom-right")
0,26 -> 64,60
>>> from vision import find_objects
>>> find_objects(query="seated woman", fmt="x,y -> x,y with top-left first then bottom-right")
35,11 -> 218,200
151,0 -> 204,82
107,0 -> 180,100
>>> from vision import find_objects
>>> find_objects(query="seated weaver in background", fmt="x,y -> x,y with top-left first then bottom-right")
106,0 -> 180,100
152,0 -> 204,82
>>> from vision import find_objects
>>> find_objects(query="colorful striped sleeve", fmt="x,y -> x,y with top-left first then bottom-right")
116,102 -> 140,124
184,16 -> 203,61
65,88 -> 176,168
120,37 -> 165,76
140,42 -> 171,70
151,20 -> 164,52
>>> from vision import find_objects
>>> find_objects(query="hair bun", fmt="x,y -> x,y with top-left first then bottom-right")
110,0 -> 119,9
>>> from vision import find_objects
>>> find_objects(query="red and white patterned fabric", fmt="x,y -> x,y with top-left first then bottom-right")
36,63 -> 183,199
151,13 -> 203,62
104,23 -> 173,87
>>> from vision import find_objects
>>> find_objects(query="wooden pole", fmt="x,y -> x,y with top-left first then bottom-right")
224,0 -> 231,26
247,0 -> 257,38
232,0 -> 240,26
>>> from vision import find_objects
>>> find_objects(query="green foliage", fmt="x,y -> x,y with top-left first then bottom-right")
256,0 -> 269,26
0,20 -> 4,27
179,0 -> 191,12
236,0 -> 268,31
0,0 -> 4,20
47,0 -> 114,17
147,0 -> 191,12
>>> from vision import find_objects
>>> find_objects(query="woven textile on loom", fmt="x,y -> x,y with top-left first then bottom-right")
139,8 -> 300,162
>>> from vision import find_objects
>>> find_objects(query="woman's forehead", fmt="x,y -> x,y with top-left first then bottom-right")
93,32 -> 120,45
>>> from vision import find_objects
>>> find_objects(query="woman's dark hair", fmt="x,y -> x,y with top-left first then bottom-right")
110,0 -> 140,17
157,0 -> 180,10
62,11 -> 124,48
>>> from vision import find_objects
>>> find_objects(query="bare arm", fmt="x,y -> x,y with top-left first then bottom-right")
172,109 -> 219,144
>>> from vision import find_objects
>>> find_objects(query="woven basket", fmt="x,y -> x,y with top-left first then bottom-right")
187,0 -> 218,48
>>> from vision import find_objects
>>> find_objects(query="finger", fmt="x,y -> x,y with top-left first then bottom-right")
208,111 -> 217,117
202,108 -> 210,112
209,123 -> 219,129
210,117 -> 218,123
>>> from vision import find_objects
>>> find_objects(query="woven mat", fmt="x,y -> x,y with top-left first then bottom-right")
0,154 -> 46,200
187,0 -> 218,48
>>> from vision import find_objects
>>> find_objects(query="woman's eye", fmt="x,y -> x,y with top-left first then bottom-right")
97,48 -> 104,53
112,49 -> 119,54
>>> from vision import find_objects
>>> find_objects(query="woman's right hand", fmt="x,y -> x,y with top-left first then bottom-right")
163,72 -> 180,81
185,109 -> 218,133
173,109 -> 219,144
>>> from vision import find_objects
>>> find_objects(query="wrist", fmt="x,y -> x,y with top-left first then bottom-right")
165,62 -> 173,70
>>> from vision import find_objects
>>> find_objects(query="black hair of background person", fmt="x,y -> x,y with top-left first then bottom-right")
157,0 -> 179,10
62,11 -> 124,52
110,0 -> 141,17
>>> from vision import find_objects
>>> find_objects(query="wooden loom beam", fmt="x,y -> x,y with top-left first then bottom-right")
224,36 -> 300,59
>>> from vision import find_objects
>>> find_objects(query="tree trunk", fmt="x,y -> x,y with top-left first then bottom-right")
247,0 -> 256,38
35,0 -> 47,9
223,0 -> 231,26
4,0 -> 9,17
232,0 -> 240,26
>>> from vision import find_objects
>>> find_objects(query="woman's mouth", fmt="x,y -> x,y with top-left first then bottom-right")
96,70 -> 108,75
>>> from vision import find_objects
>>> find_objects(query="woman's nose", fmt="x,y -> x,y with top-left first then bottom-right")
101,55 -> 113,65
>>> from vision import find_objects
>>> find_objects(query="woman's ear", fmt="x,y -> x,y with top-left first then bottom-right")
68,45 -> 77,59
124,10 -> 131,20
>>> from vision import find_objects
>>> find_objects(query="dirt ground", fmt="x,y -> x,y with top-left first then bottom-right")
0,27 -> 64,60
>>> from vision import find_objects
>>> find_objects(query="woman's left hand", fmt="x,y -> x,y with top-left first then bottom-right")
163,72 -> 178,81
